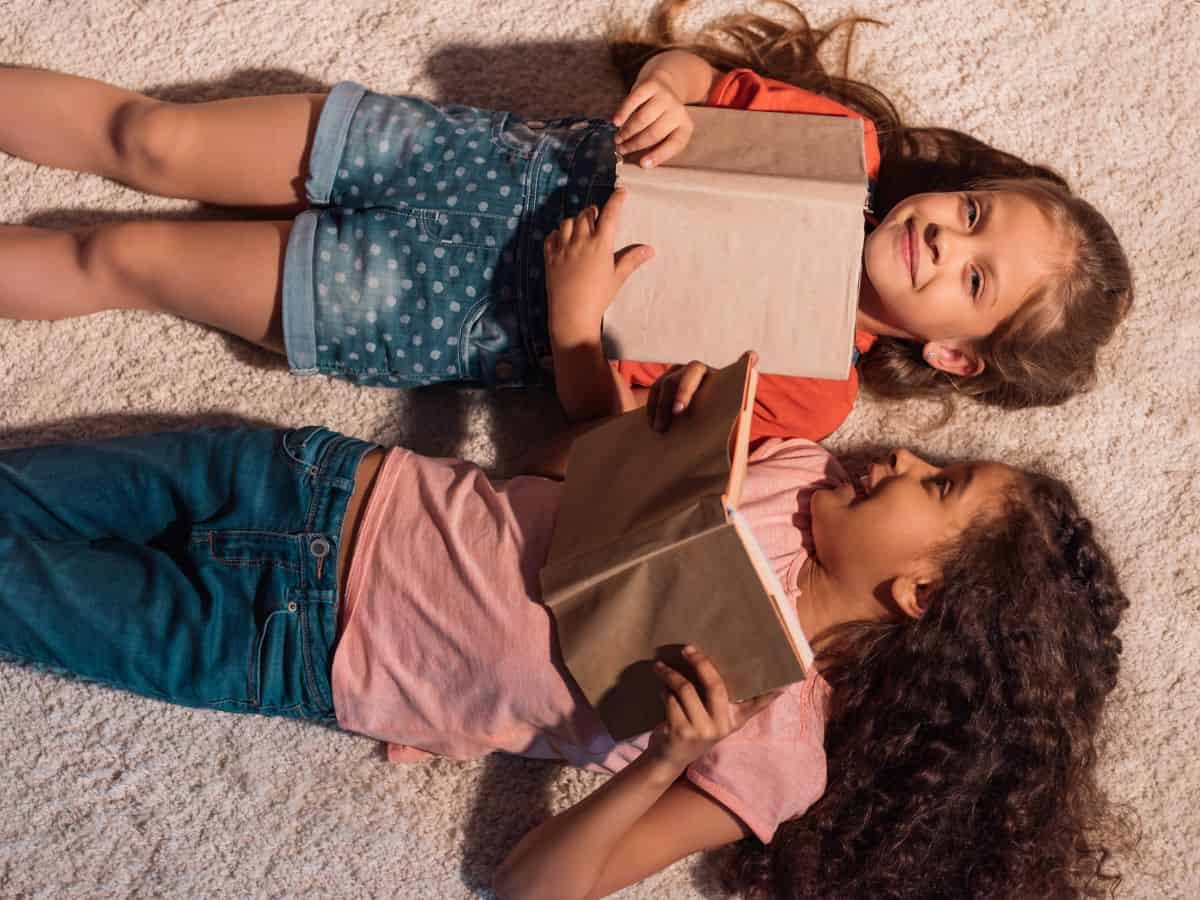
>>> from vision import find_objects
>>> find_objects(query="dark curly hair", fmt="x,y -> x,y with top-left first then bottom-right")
609,1 -> 1133,409
711,468 -> 1130,899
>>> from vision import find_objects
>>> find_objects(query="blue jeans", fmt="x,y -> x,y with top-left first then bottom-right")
0,426 -> 377,721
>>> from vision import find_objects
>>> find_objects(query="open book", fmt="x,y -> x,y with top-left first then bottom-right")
608,105 -> 868,380
540,353 -> 814,740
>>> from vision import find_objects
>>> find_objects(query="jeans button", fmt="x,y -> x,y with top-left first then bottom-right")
287,601 -> 298,613
309,537 -> 331,558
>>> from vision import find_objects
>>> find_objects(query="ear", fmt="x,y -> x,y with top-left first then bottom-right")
922,340 -> 984,377
891,574 -> 934,620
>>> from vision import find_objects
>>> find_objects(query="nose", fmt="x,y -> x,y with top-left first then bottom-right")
923,223 -> 940,265
889,448 -> 929,474
927,219 -> 976,271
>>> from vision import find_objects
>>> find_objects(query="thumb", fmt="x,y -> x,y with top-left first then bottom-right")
614,243 -> 654,282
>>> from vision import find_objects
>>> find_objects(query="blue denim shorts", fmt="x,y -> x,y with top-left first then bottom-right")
282,82 -> 619,388
0,426 -> 377,721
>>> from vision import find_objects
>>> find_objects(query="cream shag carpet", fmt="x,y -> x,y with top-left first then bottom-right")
1,1 -> 1196,897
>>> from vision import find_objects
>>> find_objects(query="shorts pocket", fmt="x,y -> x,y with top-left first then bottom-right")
490,112 -> 542,160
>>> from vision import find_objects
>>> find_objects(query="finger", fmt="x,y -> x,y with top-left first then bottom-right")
671,362 -> 708,415
558,216 -> 574,244
652,373 -> 680,432
611,82 -> 657,129
577,206 -> 599,238
595,187 -> 627,242
663,692 -> 688,733
655,661 -> 708,725
619,115 -> 679,157
682,646 -> 732,732
613,243 -> 654,284
644,124 -> 693,167
682,646 -> 730,711
647,363 -> 683,428
542,232 -> 559,261
615,97 -> 667,144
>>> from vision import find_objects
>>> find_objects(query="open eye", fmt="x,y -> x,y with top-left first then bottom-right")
965,194 -> 980,229
969,268 -> 983,300
935,476 -> 952,498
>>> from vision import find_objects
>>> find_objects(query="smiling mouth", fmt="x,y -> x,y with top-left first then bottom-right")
852,473 -> 870,500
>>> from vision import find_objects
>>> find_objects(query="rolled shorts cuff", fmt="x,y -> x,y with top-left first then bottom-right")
305,81 -> 368,205
282,209 -> 320,374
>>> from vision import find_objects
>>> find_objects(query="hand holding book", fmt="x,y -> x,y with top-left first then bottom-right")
544,188 -> 655,347
541,353 -> 815,740
645,359 -> 714,430
648,645 -> 784,773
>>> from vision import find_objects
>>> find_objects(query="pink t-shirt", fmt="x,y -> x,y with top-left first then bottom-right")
333,438 -> 846,843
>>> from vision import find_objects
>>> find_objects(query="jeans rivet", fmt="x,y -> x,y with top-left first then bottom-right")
287,602 -> 298,613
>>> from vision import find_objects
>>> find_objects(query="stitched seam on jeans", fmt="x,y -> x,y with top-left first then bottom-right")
206,556 -> 300,572
298,604 -> 323,712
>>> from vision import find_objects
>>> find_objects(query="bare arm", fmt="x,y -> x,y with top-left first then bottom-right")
494,649 -> 781,899
495,762 -> 745,900
544,189 -> 654,423
611,50 -> 719,167
632,49 -> 720,106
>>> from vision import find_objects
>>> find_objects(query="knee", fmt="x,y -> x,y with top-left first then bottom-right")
108,100 -> 186,184
71,222 -> 171,310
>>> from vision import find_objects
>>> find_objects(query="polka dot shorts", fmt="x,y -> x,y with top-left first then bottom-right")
281,82 -> 618,388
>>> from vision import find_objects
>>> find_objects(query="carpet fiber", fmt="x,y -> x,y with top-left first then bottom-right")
1,1 -> 1196,896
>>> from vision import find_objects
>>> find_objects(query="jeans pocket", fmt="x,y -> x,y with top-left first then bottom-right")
278,426 -> 326,472
490,112 -> 541,160
248,607 -> 299,711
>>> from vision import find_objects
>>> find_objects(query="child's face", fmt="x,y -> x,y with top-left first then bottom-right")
810,449 -> 1016,612
859,189 -> 1069,366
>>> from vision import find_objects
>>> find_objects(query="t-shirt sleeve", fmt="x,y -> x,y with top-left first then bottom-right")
685,678 -> 830,844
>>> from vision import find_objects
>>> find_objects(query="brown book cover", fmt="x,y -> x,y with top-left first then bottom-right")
541,354 -> 814,740
607,106 -> 868,379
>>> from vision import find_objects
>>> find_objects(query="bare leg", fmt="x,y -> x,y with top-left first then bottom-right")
0,67 -> 325,208
0,220 -> 289,351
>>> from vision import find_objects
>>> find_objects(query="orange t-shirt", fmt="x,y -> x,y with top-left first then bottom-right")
614,68 -> 881,442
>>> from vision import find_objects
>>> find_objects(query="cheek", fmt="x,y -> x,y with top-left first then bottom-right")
862,230 -> 889,285
808,492 -> 844,563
